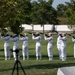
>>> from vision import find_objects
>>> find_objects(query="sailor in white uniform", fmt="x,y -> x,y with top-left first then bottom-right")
1,34 -> 10,60
72,36 -> 75,58
32,32 -> 42,60
44,33 -> 53,60
20,33 -> 29,60
57,33 -> 62,59
11,34 -> 19,60
60,33 -> 67,61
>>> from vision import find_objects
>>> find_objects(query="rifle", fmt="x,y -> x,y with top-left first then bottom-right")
20,34 -> 24,37
26,32 -> 32,34
66,33 -> 75,39
10,35 -> 13,37
1,33 -> 5,36
1,33 -> 9,37
12,34 -> 19,38
44,34 -> 50,37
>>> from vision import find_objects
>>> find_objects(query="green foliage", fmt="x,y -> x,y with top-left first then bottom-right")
66,0 -> 75,25
56,0 -> 75,26
57,4 -> 67,17
0,0 -> 59,34
65,9 -> 75,25
67,15 -> 75,25
31,0 -> 58,25
3,0 -> 75,33
0,0 -> 31,34
57,17 -> 67,24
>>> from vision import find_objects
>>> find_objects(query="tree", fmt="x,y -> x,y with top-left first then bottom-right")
56,3 -> 68,24
31,0 -> 58,33
57,4 -> 67,17
56,0 -> 75,25
9,0 -> 31,34
0,0 -> 17,33
0,0 -> 31,34
65,0 -> 75,26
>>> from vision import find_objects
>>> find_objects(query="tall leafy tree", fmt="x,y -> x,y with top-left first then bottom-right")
31,0 -> 58,33
65,0 -> 75,26
56,0 -> 75,25
0,0 -> 31,34
0,0 -> 17,33
31,0 -> 58,24
56,3 -> 68,24
57,4 -> 67,17
10,0 -> 31,34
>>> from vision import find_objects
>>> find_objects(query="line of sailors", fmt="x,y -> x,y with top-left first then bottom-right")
0,32 -> 75,61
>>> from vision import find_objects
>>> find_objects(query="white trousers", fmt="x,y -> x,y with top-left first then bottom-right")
4,45 -> 10,59
36,46 -> 41,57
47,46 -> 53,58
61,46 -> 66,59
74,44 -> 75,58
22,45 -> 29,58
57,46 -> 61,59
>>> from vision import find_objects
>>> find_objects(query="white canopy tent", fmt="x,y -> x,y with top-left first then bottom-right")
21,24 -> 73,32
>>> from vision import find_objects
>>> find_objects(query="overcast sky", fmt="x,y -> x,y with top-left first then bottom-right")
52,0 -> 70,8
31,0 -> 70,8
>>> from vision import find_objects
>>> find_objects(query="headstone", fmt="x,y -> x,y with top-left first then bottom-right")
57,66 -> 75,75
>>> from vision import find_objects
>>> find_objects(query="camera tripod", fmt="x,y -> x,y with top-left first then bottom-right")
11,49 -> 26,75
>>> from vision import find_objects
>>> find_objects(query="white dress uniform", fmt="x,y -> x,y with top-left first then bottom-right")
11,35 -> 19,60
60,36 -> 67,61
72,37 -> 75,58
32,34 -> 42,60
20,36 -> 29,60
57,35 -> 62,59
44,35 -> 53,60
1,35 -> 10,60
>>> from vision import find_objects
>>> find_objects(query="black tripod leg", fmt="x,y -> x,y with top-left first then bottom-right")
11,61 -> 17,75
18,61 -> 26,75
16,61 -> 19,75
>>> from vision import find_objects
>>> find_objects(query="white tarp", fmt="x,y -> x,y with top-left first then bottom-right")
21,24 -> 73,32
44,24 -> 53,30
22,24 -> 32,30
33,25 -> 43,31
33,24 -> 53,31
55,25 -> 72,31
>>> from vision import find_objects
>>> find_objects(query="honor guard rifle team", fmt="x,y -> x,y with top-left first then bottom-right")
0,32 -> 75,61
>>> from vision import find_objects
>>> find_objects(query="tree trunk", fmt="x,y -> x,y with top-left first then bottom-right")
43,25 -> 44,34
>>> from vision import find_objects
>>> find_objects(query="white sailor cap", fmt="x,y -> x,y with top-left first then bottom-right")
36,32 -> 40,34
48,32 -> 52,35
58,32 -> 62,36
62,32 -> 66,34
24,33 -> 28,36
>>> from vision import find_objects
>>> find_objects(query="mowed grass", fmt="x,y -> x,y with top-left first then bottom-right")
0,34 -> 75,75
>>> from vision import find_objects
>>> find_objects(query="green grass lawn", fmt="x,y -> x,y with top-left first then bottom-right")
0,34 -> 75,75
